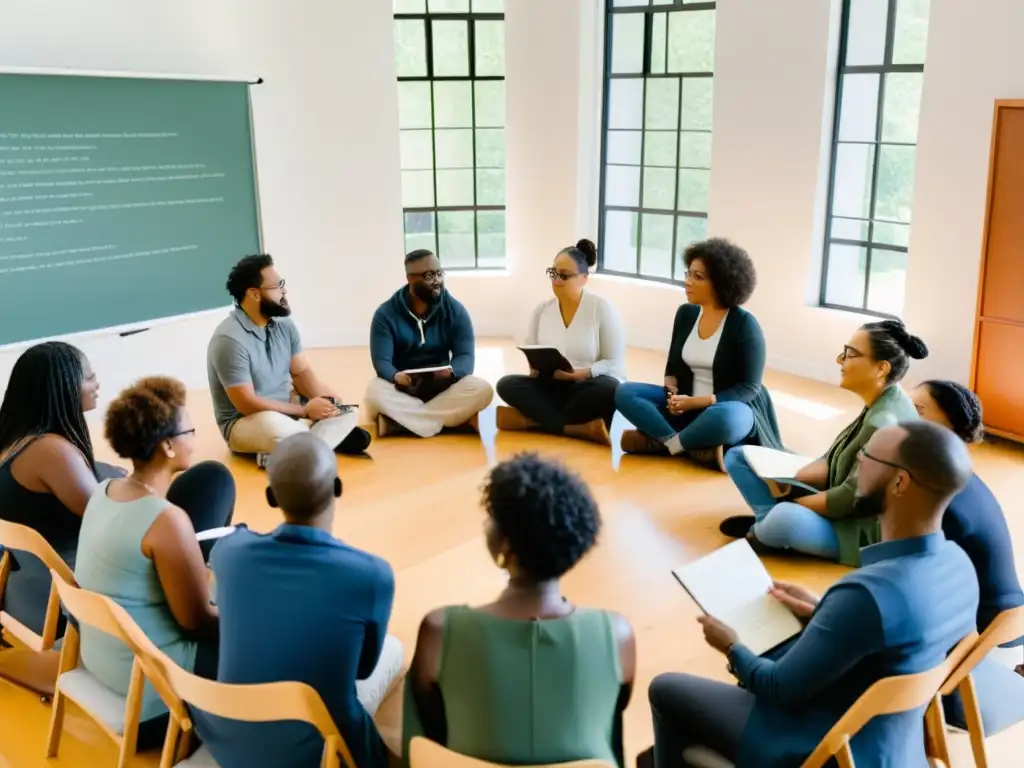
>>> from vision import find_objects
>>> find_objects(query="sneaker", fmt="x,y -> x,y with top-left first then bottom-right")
496,406 -> 538,431
719,514 -> 756,539
563,419 -> 611,446
620,429 -> 669,455
255,452 -> 270,470
687,445 -> 726,472
377,415 -> 408,438
336,427 -> 372,455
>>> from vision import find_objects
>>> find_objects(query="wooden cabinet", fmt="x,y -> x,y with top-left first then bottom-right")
971,101 -> 1024,442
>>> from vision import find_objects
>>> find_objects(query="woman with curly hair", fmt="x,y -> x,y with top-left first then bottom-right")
615,237 -> 782,468
496,239 -> 626,445
74,376 -> 235,748
402,453 -> 635,766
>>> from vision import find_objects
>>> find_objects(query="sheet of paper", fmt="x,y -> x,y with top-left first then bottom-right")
742,445 -> 817,481
399,365 -> 453,375
196,526 -> 237,542
673,539 -> 803,655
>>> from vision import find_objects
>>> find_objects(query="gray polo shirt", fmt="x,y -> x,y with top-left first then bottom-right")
207,307 -> 303,440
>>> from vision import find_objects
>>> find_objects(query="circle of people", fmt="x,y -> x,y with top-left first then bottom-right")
0,237 -> 1022,768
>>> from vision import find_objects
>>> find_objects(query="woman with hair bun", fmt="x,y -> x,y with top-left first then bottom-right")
496,239 -> 626,445
721,319 -> 926,566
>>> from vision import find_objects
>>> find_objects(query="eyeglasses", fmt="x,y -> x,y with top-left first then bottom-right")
837,345 -> 865,362
546,267 -> 582,281
169,428 -> 196,439
682,270 -> 706,281
858,447 -> 941,493
408,269 -> 445,283
260,279 -> 285,291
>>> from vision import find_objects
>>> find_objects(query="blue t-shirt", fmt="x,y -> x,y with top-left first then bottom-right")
197,524 -> 395,768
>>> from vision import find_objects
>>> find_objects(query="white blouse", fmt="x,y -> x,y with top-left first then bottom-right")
681,306 -> 728,397
525,291 -> 627,381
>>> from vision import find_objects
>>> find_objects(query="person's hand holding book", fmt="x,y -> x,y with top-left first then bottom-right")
698,615 -> 739,654
769,581 -> 820,620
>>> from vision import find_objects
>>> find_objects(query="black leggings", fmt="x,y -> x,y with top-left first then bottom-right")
496,374 -> 620,433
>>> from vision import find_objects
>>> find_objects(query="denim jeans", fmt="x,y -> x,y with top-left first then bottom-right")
614,382 -> 755,450
723,446 -> 840,560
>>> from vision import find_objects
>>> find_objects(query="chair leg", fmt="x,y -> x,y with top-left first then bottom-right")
44,688 -> 66,758
158,715 -> 182,768
961,675 -> 989,768
925,695 -> 952,767
117,659 -> 144,768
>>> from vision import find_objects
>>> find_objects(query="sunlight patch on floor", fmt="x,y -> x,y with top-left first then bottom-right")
770,390 -> 844,421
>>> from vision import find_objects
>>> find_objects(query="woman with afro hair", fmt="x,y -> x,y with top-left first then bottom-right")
402,452 -> 635,766
615,237 -> 782,469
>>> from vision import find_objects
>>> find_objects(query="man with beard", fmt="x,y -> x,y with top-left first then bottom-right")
640,420 -> 980,768
365,249 -> 493,437
207,254 -> 371,465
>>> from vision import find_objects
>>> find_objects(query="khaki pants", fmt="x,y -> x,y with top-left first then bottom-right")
356,634 -> 405,715
364,376 -> 494,438
227,408 -> 360,455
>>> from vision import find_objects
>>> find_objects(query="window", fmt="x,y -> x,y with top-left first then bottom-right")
393,0 -> 506,269
821,0 -> 930,316
598,0 -> 716,283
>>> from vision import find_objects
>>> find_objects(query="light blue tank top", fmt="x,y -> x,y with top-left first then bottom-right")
74,480 -> 198,721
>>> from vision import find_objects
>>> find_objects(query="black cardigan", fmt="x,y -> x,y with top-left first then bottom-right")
664,304 -> 783,450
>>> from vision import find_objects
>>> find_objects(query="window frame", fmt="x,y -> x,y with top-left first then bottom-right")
819,0 -> 926,317
597,0 -> 717,286
394,3 -> 506,270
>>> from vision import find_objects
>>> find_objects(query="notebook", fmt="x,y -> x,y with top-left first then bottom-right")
741,445 -> 820,495
516,346 -> 574,374
396,366 -> 454,401
672,539 -> 803,656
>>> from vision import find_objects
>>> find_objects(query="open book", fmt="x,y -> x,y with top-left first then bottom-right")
397,365 -> 455,401
517,346 -> 574,374
398,365 -> 453,376
672,539 -> 803,656
741,445 -> 819,497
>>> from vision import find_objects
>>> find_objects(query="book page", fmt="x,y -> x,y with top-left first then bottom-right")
399,365 -> 453,375
742,446 -> 817,481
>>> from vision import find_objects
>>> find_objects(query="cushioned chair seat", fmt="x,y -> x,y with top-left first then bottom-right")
177,745 -> 221,767
57,668 -> 127,736
682,745 -> 735,768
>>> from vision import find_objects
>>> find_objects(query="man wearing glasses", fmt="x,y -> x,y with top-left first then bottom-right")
365,249 -> 493,437
207,254 -> 371,466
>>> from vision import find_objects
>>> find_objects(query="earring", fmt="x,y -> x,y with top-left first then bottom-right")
166,448 -> 176,459
495,552 -> 506,569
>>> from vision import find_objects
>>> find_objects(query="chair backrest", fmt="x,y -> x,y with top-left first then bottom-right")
801,631 -> 978,768
409,737 -> 617,768
939,606 -> 1024,695
0,520 -> 74,651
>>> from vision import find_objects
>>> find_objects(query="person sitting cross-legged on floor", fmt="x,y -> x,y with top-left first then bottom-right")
614,238 -> 782,470
207,253 -> 371,467
195,433 -> 404,768
496,238 -> 626,446
365,249 -> 493,438
640,421 -> 980,768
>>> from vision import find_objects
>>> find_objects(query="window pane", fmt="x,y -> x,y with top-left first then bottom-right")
608,79 -> 644,130
613,0 -> 649,6
402,170 -> 435,207
644,130 -> 677,167
603,210 -> 640,274
476,169 -> 505,205
881,72 -> 923,144
831,216 -> 870,241
477,210 -> 505,267
400,130 -> 434,170
471,0 -> 504,12
606,130 -> 643,165
874,144 -> 916,222
436,169 -> 475,206
428,0 -> 468,12
837,73 -> 879,143
872,220 -> 910,247
433,21 -> 469,77
611,13 -> 646,74
679,131 -> 711,168
831,143 -> 876,219
674,215 -> 709,278
437,211 -> 476,267
395,0 -> 427,12
475,128 -> 504,168
642,167 -> 676,210
395,20 -> 428,77
677,168 -> 710,212
680,78 -> 713,130
475,20 -> 505,77
892,0 -> 930,65
823,244 -> 867,307
605,165 -> 642,207
398,82 -> 433,128
866,249 -> 908,314
434,81 -> 473,127
435,129 -> 474,168
404,211 -> 436,256
668,10 -> 715,73
645,78 -> 679,130
651,13 -> 668,75
640,213 -> 674,279
845,0 -> 889,66
474,81 -> 505,127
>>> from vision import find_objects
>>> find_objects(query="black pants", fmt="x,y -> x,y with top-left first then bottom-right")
496,374 -> 619,433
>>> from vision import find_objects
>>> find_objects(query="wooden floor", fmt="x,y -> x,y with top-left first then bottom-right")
2,340 -> 1023,767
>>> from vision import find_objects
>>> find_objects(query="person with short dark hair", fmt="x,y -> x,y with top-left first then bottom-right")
208,254 -> 370,467
196,433 -> 402,768
403,452 -> 636,767
721,319 -> 927,565
910,381 -> 1024,736
615,238 -> 781,469
74,376 -> 235,749
365,249 -> 493,438
644,421 -> 979,768
496,239 -> 626,445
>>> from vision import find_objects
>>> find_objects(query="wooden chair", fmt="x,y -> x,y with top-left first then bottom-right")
0,520 -> 74,699
47,570 -> 152,768
925,606 -> 1024,768
682,632 -> 977,768
409,737 -> 616,768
